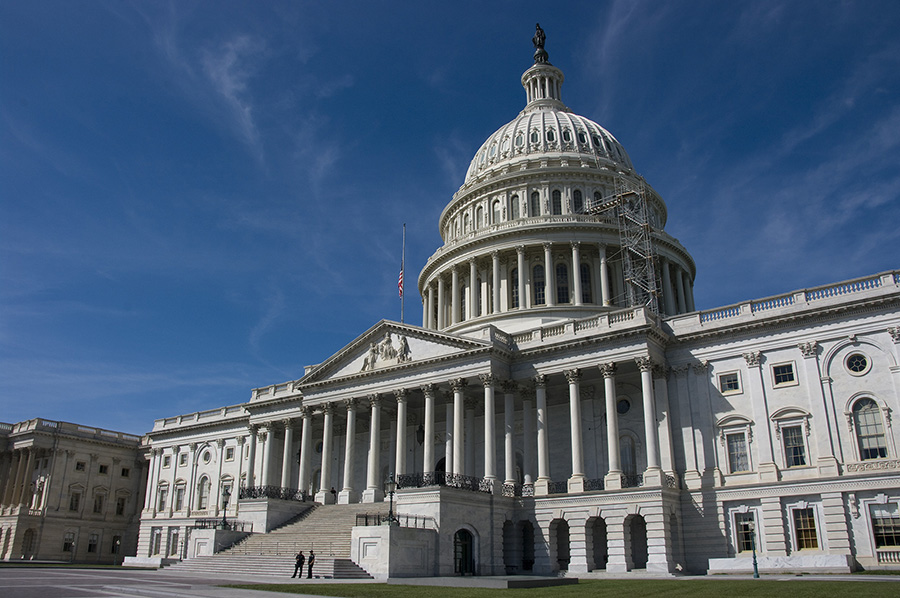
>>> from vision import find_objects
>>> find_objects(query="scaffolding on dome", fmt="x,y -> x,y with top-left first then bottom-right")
585,176 -> 660,314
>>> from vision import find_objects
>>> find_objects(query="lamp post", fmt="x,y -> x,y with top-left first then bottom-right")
221,486 -> 231,529
748,520 -> 759,579
384,473 -> 397,524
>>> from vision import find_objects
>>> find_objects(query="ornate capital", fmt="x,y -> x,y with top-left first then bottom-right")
570,241 -> 581,251
516,245 -> 526,256
888,327 -> 900,343
635,357 -> 653,372
299,406 -> 311,418
215,438 -> 225,448
344,397 -> 359,410
692,360 -> 709,375
257,430 -> 268,441
501,380 -> 518,394
652,363 -> 669,379
248,424 -> 258,435
322,403 -> 335,416
533,373 -> 548,387
542,242 -> 552,252
478,373 -> 497,388
236,436 -> 246,446
420,384 -> 437,398
450,378 -> 468,392
464,397 -> 479,411
281,418 -> 294,428
394,388 -> 409,403
798,341 -> 818,358
368,394 -> 381,408
564,368 -> 582,383
742,351 -> 762,367
598,362 -> 617,378
188,443 -> 197,452
672,364 -> 690,378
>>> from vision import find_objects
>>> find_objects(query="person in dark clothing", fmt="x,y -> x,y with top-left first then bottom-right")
307,550 -> 315,579
292,551 -> 305,578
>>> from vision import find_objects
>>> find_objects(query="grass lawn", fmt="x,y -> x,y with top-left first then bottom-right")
225,578 -> 900,598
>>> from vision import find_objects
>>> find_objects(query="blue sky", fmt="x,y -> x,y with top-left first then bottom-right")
2,1 -> 899,434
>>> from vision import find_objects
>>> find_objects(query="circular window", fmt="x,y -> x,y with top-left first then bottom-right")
202,451 -> 211,464
845,352 -> 870,376
616,399 -> 630,415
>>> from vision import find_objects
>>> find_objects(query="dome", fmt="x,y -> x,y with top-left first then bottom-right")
464,111 -> 634,185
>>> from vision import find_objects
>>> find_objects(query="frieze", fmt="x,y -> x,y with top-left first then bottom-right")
846,459 -> 900,472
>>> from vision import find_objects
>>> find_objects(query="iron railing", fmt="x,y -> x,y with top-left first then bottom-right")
192,518 -> 252,532
548,481 -> 568,494
355,512 -> 436,529
239,485 -> 308,502
585,478 -> 605,491
665,474 -> 678,488
621,474 -> 644,488
395,471 -> 492,494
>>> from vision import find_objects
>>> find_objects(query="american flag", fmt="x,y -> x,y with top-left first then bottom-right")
398,267 -> 404,298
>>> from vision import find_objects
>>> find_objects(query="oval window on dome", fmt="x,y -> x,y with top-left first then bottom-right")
578,131 -> 587,144
479,151 -> 485,165
515,133 -> 524,147
489,143 -> 497,157
592,135 -> 601,147
502,137 -> 510,152
562,129 -> 572,142
530,130 -> 539,143
546,129 -> 555,142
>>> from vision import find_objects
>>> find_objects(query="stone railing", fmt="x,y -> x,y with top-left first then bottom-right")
239,486 -> 308,502
355,512 -> 437,529
845,459 -> 900,473
192,518 -> 252,532
155,404 -> 247,431
877,550 -> 900,564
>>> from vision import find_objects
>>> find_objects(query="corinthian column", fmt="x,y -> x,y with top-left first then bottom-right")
517,246 -> 527,309
339,398 -> 358,504
565,368 -> 585,492
601,362 -> 622,490
316,404 -> 335,503
281,419 -> 295,489
480,374 -> 498,488
421,384 -> 436,477
297,408 -> 312,495
363,395 -> 384,503
492,251 -> 501,314
571,242 -> 583,306
543,243 -> 555,306
394,389 -> 408,476
636,357 -> 662,486
450,378 -> 467,476
534,374 -> 551,496
451,267 -> 460,325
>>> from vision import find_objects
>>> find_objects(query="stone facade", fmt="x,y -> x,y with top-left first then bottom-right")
0,419 -> 145,563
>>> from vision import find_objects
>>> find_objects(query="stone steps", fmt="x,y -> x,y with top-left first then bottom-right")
165,554 -> 372,579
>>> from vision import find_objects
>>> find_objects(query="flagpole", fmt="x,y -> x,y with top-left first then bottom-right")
400,223 -> 406,323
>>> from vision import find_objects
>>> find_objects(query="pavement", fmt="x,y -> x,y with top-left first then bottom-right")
1,566 -> 899,598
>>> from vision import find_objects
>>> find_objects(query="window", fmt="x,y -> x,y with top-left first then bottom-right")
157,486 -> 168,511
492,200 -> 500,224
551,190 -> 562,215
99,464 -> 108,475
846,352 -> 870,375
225,447 -> 235,461
69,491 -> 81,512
562,129 -> 572,143
162,455 -> 171,468
515,132 -> 524,147
792,508 -> 818,549
121,467 -> 130,478
854,398 -> 888,460
782,425 -> 807,467
578,131 -> 587,144
63,532 -> 75,552
617,399 -> 630,415
178,453 -> 187,467
530,192 -> 540,216
511,268 -> 519,309
530,130 -> 539,143
88,533 -> 98,553
718,372 -> 741,394
202,451 -> 211,464
197,477 -> 210,510
871,503 -> 900,548
772,362 -> 797,387
111,535 -> 122,554
726,433 -> 750,473
556,264 -> 569,304
533,265 -> 545,305
151,528 -> 161,555
75,461 -> 86,472
734,512 -> 757,553
93,494 -> 104,514
546,128 -> 555,142
510,195 -> 519,220
168,528 -> 179,556
116,496 -> 126,516
475,206 -> 484,229
573,190 -> 583,213
581,264 -> 592,304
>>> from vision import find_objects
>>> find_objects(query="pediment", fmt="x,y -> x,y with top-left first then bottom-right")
298,320 -> 491,385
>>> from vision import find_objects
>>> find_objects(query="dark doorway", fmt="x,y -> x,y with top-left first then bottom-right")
630,515 -> 648,569
454,529 -> 475,575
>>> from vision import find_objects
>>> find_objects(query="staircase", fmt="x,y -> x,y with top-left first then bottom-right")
165,503 -> 389,579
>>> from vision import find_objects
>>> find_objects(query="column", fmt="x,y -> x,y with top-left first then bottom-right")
444,400 -> 454,475
394,389 -> 408,476
571,242 -> 583,306
339,398 -> 358,504
281,419 -> 295,489
422,289 -> 429,329
437,277 -> 445,329
451,267 -> 460,325
652,364 -> 677,480
492,251 -> 501,314
601,363 -> 622,490
480,374 -> 497,488
421,384 -> 436,477
674,265 -> 687,313
317,404 -> 335,503
534,374 -> 551,495
469,259 -> 478,319
502,381 -> 517,485
185,443 -> 198,516
465,398 -> 476,476
10,449 -> 27,506
799,341 -> 839,475
543,243 -> 555,306
683,271 -> 695,312
143,449 -> 159,511
744,350 -> 778,481
1,451 -> 17,507
297,408 -> 313,494
599,244 -> 611,306
246,425 -> 258,487
517,245 -> 527,309
565,369 -> 585,492
427,284 -> 435,329
661,257 -> 676,316
363,395 -> 383,502
522,390 -> 534,485
451,378 -> 467,476
636,357 -> 663,486
258,428 -> 271,487
214,439 -> 225,516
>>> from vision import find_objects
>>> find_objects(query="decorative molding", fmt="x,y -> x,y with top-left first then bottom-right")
420,383 -> 437,397
534,373 -> 548,387
501,380 -> 518,394
742,351 -> 762,367
671,364 -> 689,378
798,341 -> 818,358
652,363 -> 669,379
845,459 -> 900,472
888,327 -> 900,343
692,360 -> 709,375
450,378 -> 468,392
478,373 -> 498,387
564,368 -> 582,383
598,363 -> 617,378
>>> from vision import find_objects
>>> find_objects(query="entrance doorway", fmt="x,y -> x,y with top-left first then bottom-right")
454,529 -> 475,575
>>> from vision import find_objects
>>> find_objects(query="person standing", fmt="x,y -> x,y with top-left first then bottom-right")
292,551 -> 305,578
307,550 -> 316,579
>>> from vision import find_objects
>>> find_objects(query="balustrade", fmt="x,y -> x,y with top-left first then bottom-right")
239,485 -> 308,502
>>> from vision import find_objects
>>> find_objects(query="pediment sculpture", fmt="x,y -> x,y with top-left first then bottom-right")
361,332 -> 412,372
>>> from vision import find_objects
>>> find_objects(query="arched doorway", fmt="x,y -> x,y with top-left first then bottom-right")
21,528 -> 35,559
629,515 -> 648,569
588,517 -> 608,570
502,520 -> 518,574
550,519 -> 570,572
435,457 -> 446,485
454,529 -> 475,575
520,521 -> 535,571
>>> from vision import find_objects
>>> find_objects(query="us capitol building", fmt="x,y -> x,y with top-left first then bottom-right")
116,28 -> 899,576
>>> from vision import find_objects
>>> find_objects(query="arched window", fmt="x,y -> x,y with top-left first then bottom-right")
197,477 -> 210,510
463,213 -> 470,233
475,207 -> 483,229
854,398 -> 888,460
530,192 -> 541,217
620,436 -> 636,477
511,268 -> 519,308
581,264 -> 593,303
552,190 -> 562,215
594,190 -> 603,203
510,195 -> 520,220
556,263 -> 569,303
573,189 -> 583,213
533,265 -> 545,305
492,200 -> 501,224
